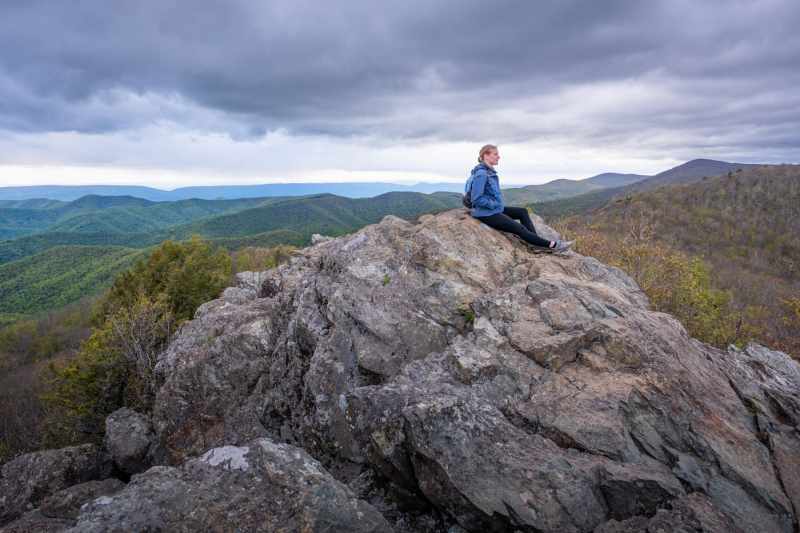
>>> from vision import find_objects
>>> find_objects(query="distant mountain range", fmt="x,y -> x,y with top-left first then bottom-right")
4,176 -> 643,203
625,158 -> 758,192
0,195 -> 293,240
530,159 -> 755,219
0,159 -> 753,207
0,158 -> 778,324
0,191 -> 462,319
0,165 -> 652,242
0,159 -> 729,205
0,182 -> 471,202
502,171 -> 649,205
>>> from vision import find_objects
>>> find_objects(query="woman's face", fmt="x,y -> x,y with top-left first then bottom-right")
483,149 -> 500,166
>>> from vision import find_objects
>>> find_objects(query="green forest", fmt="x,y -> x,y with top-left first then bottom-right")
0,191 -> 463,322
0,236 -> 299,462
545,165 -> 800,358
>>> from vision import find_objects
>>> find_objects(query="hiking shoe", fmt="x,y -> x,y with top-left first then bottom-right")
551,239 -> 574,253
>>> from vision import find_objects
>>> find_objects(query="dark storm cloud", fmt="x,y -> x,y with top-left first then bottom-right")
1,0 -> 799,155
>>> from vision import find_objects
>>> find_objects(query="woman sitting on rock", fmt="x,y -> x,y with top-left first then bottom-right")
465,144 -> 574,253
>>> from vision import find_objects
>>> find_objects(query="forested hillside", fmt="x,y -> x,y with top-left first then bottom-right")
625,158 -> 756,192
587,165 -> 799,279
0,236 -> 298,462
528,159 -> 756,221
501,171 -> 648,204
0,191 -> 462,322
0,194 -> 280,239
0,191 -> 461,265
162,191 -> 461,239
42,196 -> 281,234
554,164 -> 800,357
0,245 -> 149,318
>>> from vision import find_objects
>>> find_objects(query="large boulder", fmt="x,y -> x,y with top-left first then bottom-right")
0,444 -> 111,526
67,437 -> 392,532
104,408 -> 155,476
140,208 -> 800,531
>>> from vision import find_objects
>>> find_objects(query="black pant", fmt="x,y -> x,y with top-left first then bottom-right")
476,206 -> 552,247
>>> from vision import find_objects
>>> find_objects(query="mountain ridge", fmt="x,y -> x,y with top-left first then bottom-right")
0,158 -> 753,204
530,158 -> 760,219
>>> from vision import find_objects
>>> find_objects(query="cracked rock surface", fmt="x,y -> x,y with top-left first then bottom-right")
67,438 -> 392,533
2,208 -> 798,532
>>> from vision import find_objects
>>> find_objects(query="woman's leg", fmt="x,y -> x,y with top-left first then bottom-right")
477,212 -> 552,247
502,206 -> 537,234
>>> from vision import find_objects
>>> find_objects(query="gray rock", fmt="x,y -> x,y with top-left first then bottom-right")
39,478 -> 125,520
142,208 -> 799,531
312,233 -> 335,245
104,408 -> 155,475
219,285 -> 257,305
594,493 -> 745,533
0,444 -> 111,526
68,437 -> 392,532
0,510 -> 73,533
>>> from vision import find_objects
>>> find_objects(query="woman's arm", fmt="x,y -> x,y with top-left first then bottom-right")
470,170 -> 500,210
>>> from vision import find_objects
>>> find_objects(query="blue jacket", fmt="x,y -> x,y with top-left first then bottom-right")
465,162 -> 504,217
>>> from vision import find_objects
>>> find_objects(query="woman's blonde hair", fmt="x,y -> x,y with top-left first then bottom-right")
478,144 -> 498,163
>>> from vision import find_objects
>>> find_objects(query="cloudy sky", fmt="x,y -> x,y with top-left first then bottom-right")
1,0 -> 798,188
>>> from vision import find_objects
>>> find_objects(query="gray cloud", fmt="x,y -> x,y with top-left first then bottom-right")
0,0 -> 799,161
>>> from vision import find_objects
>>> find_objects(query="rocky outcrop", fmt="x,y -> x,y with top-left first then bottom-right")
2,208 -> 799,532
139,208 -> 799,532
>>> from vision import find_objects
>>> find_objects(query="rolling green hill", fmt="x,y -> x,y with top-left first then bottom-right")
528,186 -> 625,221
0,191 -> 463,318
0,208 -> 65,240
0,198 -> 68,209
0,245 -> 150,316
576,164 -> 800,279
0,191 -> 462,266
502,172 -> 648,205
44,196 -> 283,234
0,159 -> 746,241
207,229 -> 307,251
66,194 -> 156,210
0,232 -> 164,265
557,164 -> 800,356
145,191 -> 462,240
625,158 -> 755,192
528,159 -> 757,221
0,195 -> 164,239
0,194 -> 293,239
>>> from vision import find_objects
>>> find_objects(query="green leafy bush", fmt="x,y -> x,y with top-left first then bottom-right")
558,224 -> 755,349
41,235 -> 232,447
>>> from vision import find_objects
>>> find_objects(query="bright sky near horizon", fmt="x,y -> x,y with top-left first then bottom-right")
1,1 -> 798,188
